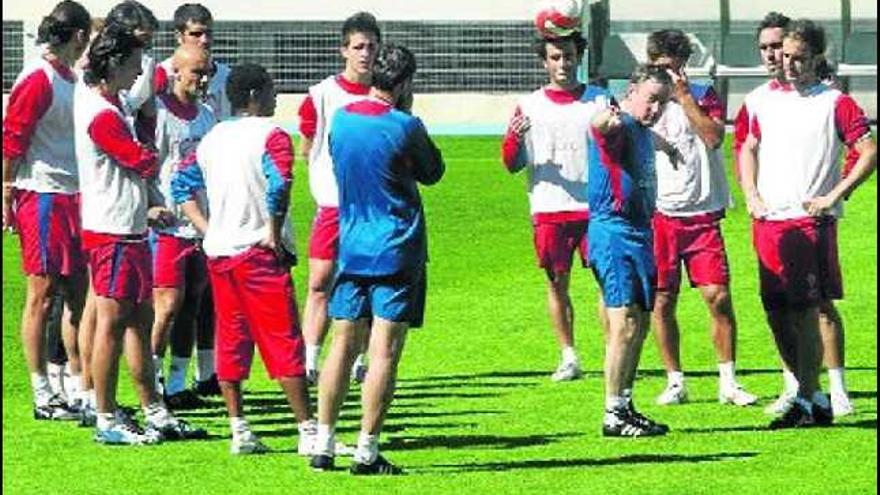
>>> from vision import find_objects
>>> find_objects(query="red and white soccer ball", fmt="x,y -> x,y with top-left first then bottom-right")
534,0 -> 583,39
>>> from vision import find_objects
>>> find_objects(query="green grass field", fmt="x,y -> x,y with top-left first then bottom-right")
3,136 -> 876,494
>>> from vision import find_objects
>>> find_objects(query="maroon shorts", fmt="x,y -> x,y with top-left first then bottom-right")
307,206 -> 339,260
532,211 -> 589,274
653,211 -> 730,293
13,189 -> 86,276
151,233 -> 206,289
752,217 -> 842,311
208,246 -> 305,382
85,234 -> 152,304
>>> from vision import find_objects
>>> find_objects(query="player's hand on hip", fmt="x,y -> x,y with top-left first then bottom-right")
746,192 -> 768,219
147,206 -> 176,229
803,196 -> 834,217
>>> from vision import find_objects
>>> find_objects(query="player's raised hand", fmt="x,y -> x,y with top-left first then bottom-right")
592,106 -> 622,135
666,67 -> 689,101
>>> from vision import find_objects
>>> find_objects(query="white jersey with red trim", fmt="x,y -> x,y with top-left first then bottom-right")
74,84 -> 155,235
303,75 -> 370,207
7,57 -> 78,193
652,83 -> 732,216
744,82 -> 870,220
154,94 -> 216,238
516,86 -> 611,215
190,118 -> 296,257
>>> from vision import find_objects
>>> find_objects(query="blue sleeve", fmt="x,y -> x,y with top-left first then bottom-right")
405,117 -> 445,185
170,153 -> 205,205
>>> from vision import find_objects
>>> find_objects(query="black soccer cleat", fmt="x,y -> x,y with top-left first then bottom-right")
811,403 -> 834,427
310,454 -> 335,472
350,455 -> 404,476
627,401 -> 670,433
34,394 -> 79,421
165,389 -> 206,410
768,403 -> 815,429
602,408 -> 668,437
193,374 -> 222,397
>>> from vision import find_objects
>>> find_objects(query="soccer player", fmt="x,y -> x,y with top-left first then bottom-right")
149,45 -> 216,409
2,0 -> 92,421
172,63 -> 315,455
501,32 -> 613,382
589,65 -> 671,437
310,43 -> 444,474
156,2 -> 232,397
298,12 -> 381,385
738,19 -> 876,428
734,12 -> 858,418
645,29 -> 756,406
75,23 -> 204,444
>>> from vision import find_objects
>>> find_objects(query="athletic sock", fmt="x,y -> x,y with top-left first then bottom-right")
352,353 -> 366,370
230,416 -> 249,439
47,363 -> 65,396
152,355 -> 165,394
667,370 -> 685,387
195,350 -> 214,382
782,369 -> 799,395
96,412 -> 115,430
561,346 -> 578,366
717,361 -> 736,389
31,373 -> 52,405
605,395 -> 627,412
306,345 -> 321,373
827,367 -> 847,396
315,424 -> 335,456
167,356 -> 191,395
354,431 -> 379,464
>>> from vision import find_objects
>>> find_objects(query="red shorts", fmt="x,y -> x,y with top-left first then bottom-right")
85,234 -> 153,304
208,246 -> 305,381
752,217 -> 842,311
13,189 -> 86,276
532,211 -> 589,274
151,233 -> 206,289
308,207 -> 339,260
653,211 -> 730,293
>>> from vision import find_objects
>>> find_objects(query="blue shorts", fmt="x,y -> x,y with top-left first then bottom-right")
328,268 -> 426,328
588,218 -> 656,311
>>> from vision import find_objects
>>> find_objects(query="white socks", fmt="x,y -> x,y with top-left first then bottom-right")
827,367 -> 847,396
47,363 -> 65,396
718,361 -> 736,390
306,345 -> 321,373
605,395 -> 627,412
195,350 -> 214,382
667,370 -> 685,387
230,416 -> 250,439
31,373 -> 52,405
782,369 -> 799,395
314,424 -> 335,456
153,355 -> 165,394
354,431 -> 379,464
167,356 -> 191,395
561,346 -> 578,365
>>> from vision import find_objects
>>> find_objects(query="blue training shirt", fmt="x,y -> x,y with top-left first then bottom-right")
330,98 -> 445,276
587,112 -> 656,228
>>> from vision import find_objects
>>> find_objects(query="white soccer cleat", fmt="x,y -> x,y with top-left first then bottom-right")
656,382 -> 688,405
551,361 -> 583,382
764,390 -> 796,415
719,383 -> 758,406
830,392 -> 855,417
334,441 -> 355,457
231,430 -> 270,455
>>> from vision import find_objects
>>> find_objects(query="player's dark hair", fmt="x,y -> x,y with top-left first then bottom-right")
342,11 -> 381,45
532,32 -> 588,60
756,11 -> 791,38
226,63 -> 273,111
83,23 -> 144,85
371,43 -> 416,92
646,29 -> 692,63
36,0 -> 91,48
174,3 -> 213,32
629,63 -> 673,87
106,1 -> 158,33
784,19 -> 834,80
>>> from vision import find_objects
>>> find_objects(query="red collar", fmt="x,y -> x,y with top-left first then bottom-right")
44,56 -> 75,83
335,74 -> 370,95
543,84 -> 586,104
768,80 -> 794,92
159,92 -> 199,120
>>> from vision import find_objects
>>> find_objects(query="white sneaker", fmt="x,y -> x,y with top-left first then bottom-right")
297,421 -> 317,456
231,430 -> 270,455
656,382 -> 688,405
830,392 -> 855,417
764,390 -> 797,415
334,441 -> 355,457
551,361 -> 583,382
719,383 -> 758,406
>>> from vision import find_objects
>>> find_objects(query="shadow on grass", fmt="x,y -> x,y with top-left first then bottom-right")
849,390 -> 877,400
679,418 -> 877,433
423,451 -> 758,473
383,431 -> 580,451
